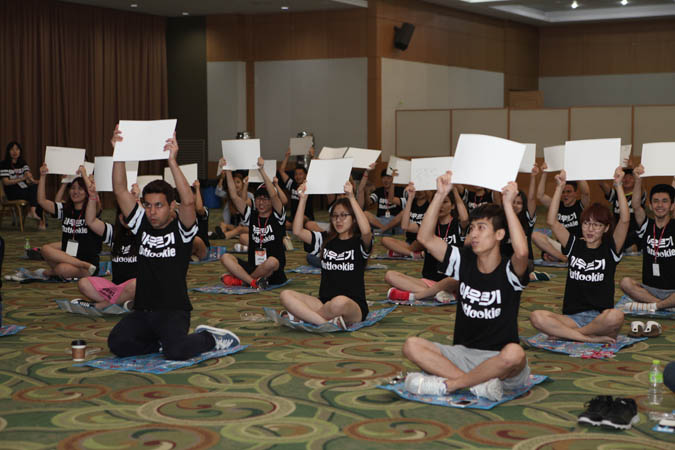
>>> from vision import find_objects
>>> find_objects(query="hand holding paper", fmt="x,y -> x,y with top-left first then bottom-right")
436,171 -> 453,197
305,158 -> 353,195
221,139 -> 261,170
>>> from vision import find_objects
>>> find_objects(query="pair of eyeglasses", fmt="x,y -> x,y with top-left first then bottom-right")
582,221 -> 605,230
330,213 -> 352,221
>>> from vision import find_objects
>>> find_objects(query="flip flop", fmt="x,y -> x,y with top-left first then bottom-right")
643,321 -> 662,337
628,321 -> 645,338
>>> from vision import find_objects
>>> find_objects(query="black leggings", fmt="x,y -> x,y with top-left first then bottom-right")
6,184 -> 42,216
108,309 -> 215,360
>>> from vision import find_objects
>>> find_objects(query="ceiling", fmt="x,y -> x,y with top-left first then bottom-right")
61,0 -> 675,24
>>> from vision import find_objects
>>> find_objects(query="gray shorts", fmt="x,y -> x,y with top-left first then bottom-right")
640,284 -> 675,300
433,343 -> 531,391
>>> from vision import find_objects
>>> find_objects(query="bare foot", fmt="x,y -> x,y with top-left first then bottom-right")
585,335 -> 616,345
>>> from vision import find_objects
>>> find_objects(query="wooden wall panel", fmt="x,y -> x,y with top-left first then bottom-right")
206,15 -> 246,61
634,105 -> 675,156
569,106 -> 632,144
509,109 -> 568,157
451,109 -> 508,153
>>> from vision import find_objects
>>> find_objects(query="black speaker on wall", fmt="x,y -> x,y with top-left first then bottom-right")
394,22 -> 415,51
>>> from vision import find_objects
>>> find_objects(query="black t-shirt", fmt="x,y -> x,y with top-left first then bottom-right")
501,210 -> 536,261
243,204 -> 287,281
102,223 -> 138,285
126,204 -> 198,311
422,219 -> 464,281
370,186 -> 405,217
405,200 -> 429,241
54,202 -> 102,267
462,190 -> 494,212
637,218 -> 675,290
442,245 -> 528,351
562,234 -> 622,314
0,160 -> 30,197
285,178 -> 314,220
196,206 -> 210,247
607,188 -> 646,244
307,230 -> 372,320
558,200 -> 584,237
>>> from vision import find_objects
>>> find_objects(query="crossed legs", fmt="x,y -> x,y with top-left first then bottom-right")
620,277 -> 675,310
529,309 -> 624,344
279,290 -> 362,325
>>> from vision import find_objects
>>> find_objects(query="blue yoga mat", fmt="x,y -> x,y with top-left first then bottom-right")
264,306 -> 397,333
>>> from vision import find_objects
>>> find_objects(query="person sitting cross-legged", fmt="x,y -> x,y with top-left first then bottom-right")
401,172 -> 531,401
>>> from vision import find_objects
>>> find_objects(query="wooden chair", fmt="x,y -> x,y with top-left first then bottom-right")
0,182 -> 28,232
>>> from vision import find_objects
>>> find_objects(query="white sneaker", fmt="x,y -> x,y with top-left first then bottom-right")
70,298 -> 93,308
404,372 -> 448,396
623,301 -> 657,313
434,291 -> 455,304
329,316 -> 347,330
87,264 -> 97,276
469,378 -> 503,402
195,325 -> 240,350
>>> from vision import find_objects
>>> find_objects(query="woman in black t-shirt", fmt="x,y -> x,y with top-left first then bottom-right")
0,141 -> 45,229
530,167 -> 629,344
384,184 -> 468,302
37,164 -> 102,279
76,175 -> 138,309
381,185 -> 430,258
280,180 -> 373,327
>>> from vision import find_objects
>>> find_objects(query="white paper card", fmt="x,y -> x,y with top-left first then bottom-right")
387,156 -> 411,185
543,145 -> 565,172
452,134 -> 526,192
518,144 -> 536,173
621,144 -> 632,167
343,148 -> 381,169
221,139 -> 261,171
290,137 -> 313,156
137,175 -> 163,194
410,157 -> 454,191
126,161 -> 139,191
45,146 -> 86,176
94,157 -> 114,192
164,163 -> 199,188
62,162 -> 95,184
306,158 -> 354,195
641,142 -> 675,177
564,138 -> 621,181
112,119 -> 177,162
318,147 -> 347,160
247,160 -> 277,183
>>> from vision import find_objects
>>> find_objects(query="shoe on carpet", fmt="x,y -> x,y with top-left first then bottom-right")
122,300 -> 134,312
469,378 -> 504,402
404,372 -> 448,396
578,395 -> 614,426
387,288 -> 412,301
387,250 -> 405,258
531,271 -> 551,281
221,274 -> 243,286
623,301 -> 657,313
195,325 -> 240,350
601,397 -> 639,430
328,315 -> 347,330
212,227 -> 226,239
250,277 -> 268,290
87,264 -> 97,276
411,251 -> 424,259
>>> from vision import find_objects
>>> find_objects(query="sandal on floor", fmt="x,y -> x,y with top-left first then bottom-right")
628,321 -> 645,338
643,320 -> 662,337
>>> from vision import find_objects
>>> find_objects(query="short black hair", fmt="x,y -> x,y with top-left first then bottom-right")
469,203 -> 506,232
255,184 -> 270,198
650,184 -> 675,203
565,181 -> 578,190
381,169 -> 392,178
623,168 -> 634,175
143,180 -> 175,204
294,166 -> 307,175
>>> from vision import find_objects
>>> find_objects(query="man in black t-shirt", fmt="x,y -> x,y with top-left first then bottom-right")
600,168 -> 646,251
220,157 -> 287,289
107,126 -> 239,360
358,169 -> 406,234
620,169 -> 675,312
401,172 -> 531,402
532,163 -> 590,263
280,148 -> 314,227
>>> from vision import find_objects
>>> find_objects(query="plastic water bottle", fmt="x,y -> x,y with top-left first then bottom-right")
648,359 -> 664,405
24,238 -> 30,256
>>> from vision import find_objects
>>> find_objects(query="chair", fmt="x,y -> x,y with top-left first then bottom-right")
0,182 -> 28,232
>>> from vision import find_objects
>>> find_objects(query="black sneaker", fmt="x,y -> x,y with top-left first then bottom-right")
212,227 -> 226,239
602,397 -> 639,430
578,395 -> 614,426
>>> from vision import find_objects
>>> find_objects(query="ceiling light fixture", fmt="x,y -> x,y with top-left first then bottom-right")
130,3 -> 138,7
181,11 -> 189,16
281,6 -> 289,10
571,1 -> 579,8
620,0 -> 628,5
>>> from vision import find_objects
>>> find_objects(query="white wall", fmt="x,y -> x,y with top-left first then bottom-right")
381,58 -> 503,160
254,58 -> 368,160
206,61 -> 247,161
540,73 -> 675,108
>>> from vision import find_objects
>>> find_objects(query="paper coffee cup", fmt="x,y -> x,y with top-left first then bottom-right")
71,339 -> 87,362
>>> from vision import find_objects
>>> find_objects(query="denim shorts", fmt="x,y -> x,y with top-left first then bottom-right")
641,284 -> 675,300
566,310 -> 600,328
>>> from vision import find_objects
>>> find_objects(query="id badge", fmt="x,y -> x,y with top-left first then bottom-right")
66,240 -> 79,257
254,249 -> 267,266
653,263 -> 660,277
18,181 -> 27,189
385,210 -> 391,218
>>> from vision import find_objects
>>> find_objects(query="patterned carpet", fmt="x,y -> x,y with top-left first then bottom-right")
0,208 -> 673,449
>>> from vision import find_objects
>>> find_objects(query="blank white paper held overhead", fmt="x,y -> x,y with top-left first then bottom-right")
45,146 -> 86,176
410,157 -> 454,191
290,137 -> 313,156
136,175 -> 163,193
343,148 -> 381,169
543,145 -> 565,172
221,139 -> 261,171
125,161 -> 140,191
164,163 -> 199,188
451,134 -> 525,192
318,147 -> 348,160
112,119 -> 177,162
306,158 -> 354,195
247,160 -> 277,183
518,144 -> 536,173
564,138 -> 620,181
641,142 -> 675,177
621,145 -> 632,168
387,156 -> 411,185
62,161 -> 95,184
94,157 -> 114,192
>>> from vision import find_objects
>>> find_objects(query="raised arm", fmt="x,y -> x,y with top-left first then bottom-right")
193,179 -> 205,216
345,180 -> 372,246
224,160 -> 247,215
632,164 -> 646,227
598,181 -> 612,198
527,164 -> 539,217
502,182 -> 529,277
292,182 -> 312,244
165,134 -> 196,228
279,149 -> 291,184
578,180 -> 591,208
273,177 -> 288,206
37,163 -> 56,215
612,167 -> 630,253
417,172 -> 453,262
536,162 -> 552,207
399,183 -> 417,232
452,186 -> 469,229
84,175 -> 106,236
387,182 -> 401,207
258,157 -> 283,214
54,180 -> 67,203
547,170 -> 570,248
356,166 -> 371,209
111,126 -> 138,218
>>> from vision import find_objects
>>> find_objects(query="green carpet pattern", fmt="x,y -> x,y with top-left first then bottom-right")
0,209 -> 673,449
